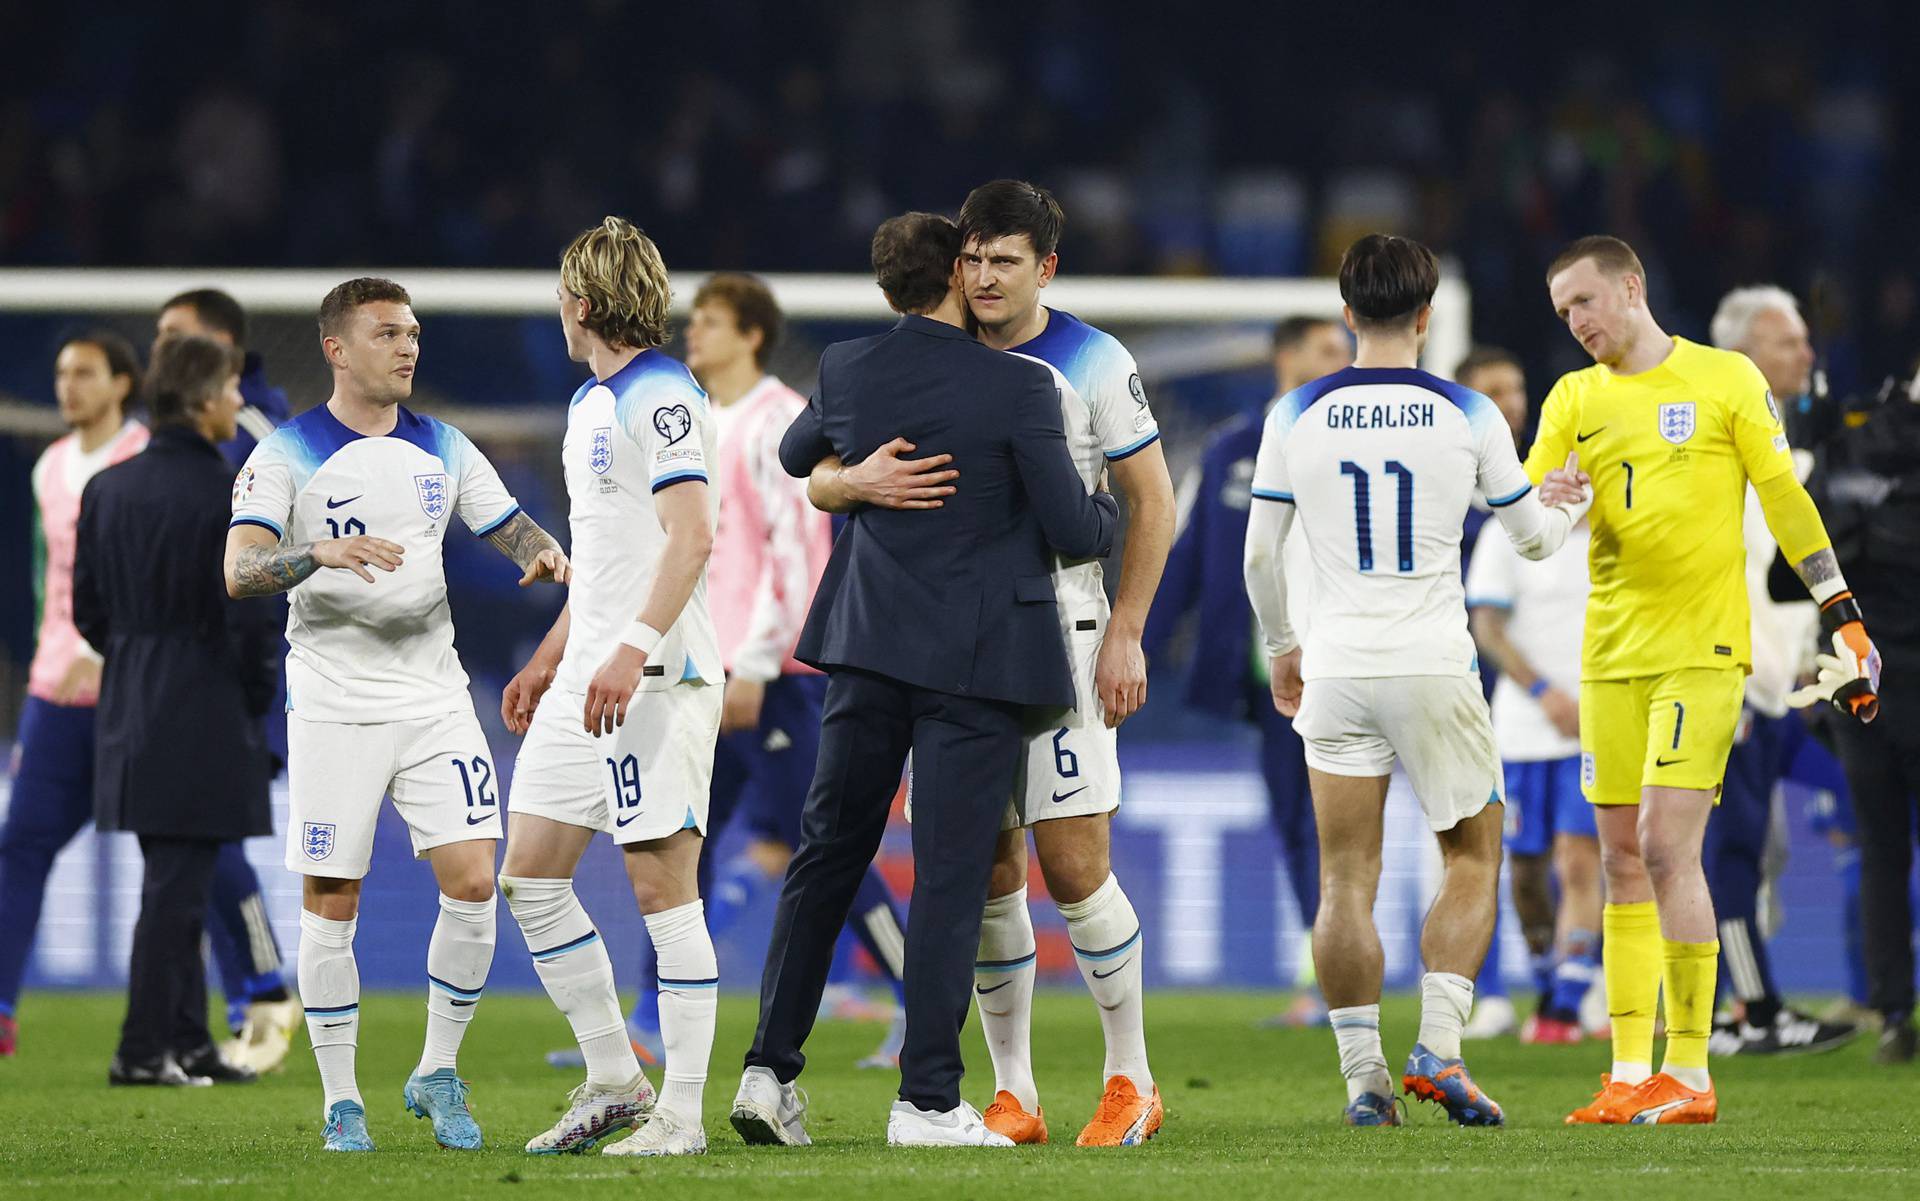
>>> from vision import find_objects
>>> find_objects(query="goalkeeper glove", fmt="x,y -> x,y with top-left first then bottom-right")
1787,591 -> 1881,722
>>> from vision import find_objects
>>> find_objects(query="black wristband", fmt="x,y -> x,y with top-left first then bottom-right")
1819,591 -> 1865,636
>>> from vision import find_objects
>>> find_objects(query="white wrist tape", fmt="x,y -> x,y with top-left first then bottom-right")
620,621 -> 664,656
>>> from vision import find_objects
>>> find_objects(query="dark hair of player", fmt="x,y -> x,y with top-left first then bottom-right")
146,334 -> 242,428
56,328 -> 144,413
871,213 -> 962,315
1271,314 -> 1339,353
162,288 -> 249,348
1337,234 -> 1440,330
1454,344 -> 1522,383
958,179 -> 1065,259
1545,235 -> 1646,286
692,273 -> 783,369
318,277 -> 413,341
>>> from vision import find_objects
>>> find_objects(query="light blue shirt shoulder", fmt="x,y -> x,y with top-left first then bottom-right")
1008,309 -> 1134,398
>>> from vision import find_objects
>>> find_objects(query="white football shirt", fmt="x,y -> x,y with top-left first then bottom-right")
1250,366 -> 1537,680
1006,309 -> 1160,611
1465,516 -> 1591,760
230,404 -> 519,722
553,349 -> 722,696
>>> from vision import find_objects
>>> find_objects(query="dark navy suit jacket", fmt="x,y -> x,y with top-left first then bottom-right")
780,314 -> 1118,708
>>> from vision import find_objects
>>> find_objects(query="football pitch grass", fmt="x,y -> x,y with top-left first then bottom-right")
0,992 -> 1913,1200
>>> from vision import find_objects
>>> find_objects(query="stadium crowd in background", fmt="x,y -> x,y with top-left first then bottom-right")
3,5 -> 1916,392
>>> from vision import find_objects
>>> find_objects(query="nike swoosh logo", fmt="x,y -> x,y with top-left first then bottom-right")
615,812 -> 642,827
1051,786 -> 1088,804
1091,958 -> 1133,980
321,1021 -> 352,1029
1575,428 -> 1607,443
1654,756 -> 1687,767
976,981 -> 1011,995
449,999 -> 476,1008
466,813 -> 494,825
325,495 -> 363,508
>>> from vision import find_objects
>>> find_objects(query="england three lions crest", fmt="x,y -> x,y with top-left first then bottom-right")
303,821 -> 336,861
414,472 -> 449,520
1658,402 -> 1695,445
590,426 -> 614,474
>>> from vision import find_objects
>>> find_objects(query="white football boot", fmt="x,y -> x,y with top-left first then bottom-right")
603,1107 -> 707,1157
524,1074 -> 656,1154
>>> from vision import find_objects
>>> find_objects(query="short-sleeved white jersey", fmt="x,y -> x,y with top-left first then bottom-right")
554,349 -> 722,696
230,403 -> 519,722
1005,309 -> 1160,610
1464,515 -> 1591,761
1250,366 -> 1535,680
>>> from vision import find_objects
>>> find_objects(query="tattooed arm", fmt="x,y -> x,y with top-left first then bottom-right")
224,523 -> 405,598
485,511 -> 572,587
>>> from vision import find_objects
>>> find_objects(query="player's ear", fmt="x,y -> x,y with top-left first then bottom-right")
1039,252 -> 1058,287
1341,305 -> 1358,335
1415,305 -> 1433,337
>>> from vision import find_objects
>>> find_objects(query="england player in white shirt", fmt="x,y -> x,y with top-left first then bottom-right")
1242,236 -> 1588,1128
499,219 -> 723,1158
805,181 -> 1177,1147
225,278 -> 571,1152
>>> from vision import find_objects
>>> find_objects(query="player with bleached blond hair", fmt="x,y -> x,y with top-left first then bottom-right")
500,217 -> 724,1158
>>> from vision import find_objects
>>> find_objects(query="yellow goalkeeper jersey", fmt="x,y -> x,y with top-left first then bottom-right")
1524,337 -> 1796,681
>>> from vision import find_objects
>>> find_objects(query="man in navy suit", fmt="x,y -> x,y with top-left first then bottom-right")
1145,316 -> 1349,1025
731,212 -> 1118,1149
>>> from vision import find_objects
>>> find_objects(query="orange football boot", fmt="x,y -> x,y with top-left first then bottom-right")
982,1090 -> 1049,1144
1076,1076 -> 1163,1146
1623,1073 -> 1717,1125
1564,1074 -> 1643,1124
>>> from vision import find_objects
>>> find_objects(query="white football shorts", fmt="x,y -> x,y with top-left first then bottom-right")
286,708 -> 502,878
1291,674 -> 1502,832
1006,614 -> 1120,829
509,682 -> 721,844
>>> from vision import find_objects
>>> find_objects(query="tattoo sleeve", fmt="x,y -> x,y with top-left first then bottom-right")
486,511 -> 561,570
230,542 -> 320,597
1793,546 -> 1840,591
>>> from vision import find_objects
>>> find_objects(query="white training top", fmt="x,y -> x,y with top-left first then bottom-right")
1244,365 -> 1582,681
1005,308 -> 1161,617
1465,515 -> 1592,761
230,403 -> 518,723
554,349 -> 722,696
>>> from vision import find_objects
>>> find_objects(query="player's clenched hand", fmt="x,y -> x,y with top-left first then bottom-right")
1269,649 -> 1304,718
584,644 -> 647,736
51,656 -> 102,705
843,437 -> 958,510
1095,630 -> 1148,728
720,676 -> 766,734
519,548 -> 572,587
313,535 -> 405,583
501,661 -> 556,736
1538,451 -> 1590,508
1540,686 -> 1580,739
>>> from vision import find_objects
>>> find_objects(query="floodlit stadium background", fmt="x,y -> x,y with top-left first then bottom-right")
2,1 -> 1914,997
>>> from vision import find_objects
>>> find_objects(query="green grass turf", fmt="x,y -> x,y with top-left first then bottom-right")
0,991 -> 1913,1200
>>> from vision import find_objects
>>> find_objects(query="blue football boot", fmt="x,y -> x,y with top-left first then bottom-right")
1402,1043 -> 1504,1126
323,1099 -> 376,1151
1344,1091 -> 1403,1126
404,1069 -> 484,1149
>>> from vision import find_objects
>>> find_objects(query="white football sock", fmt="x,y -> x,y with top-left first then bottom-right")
501,875 -> 641,1090
1059,874 -> 1152,1095
1329,1004 -> 1392,1102
1665,1064 -> 1712,1092
975,887 -> 1039,1111
1418,971 -> 1475,1061
298,909 -> 362,1114
1610,1060 -> 1654,1086
645,899 -> 718,1122
417,892 -> 496,1075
